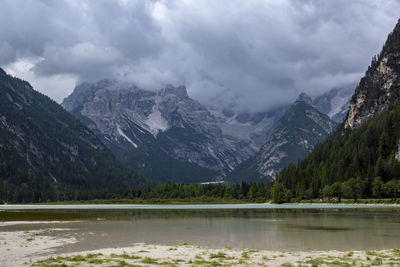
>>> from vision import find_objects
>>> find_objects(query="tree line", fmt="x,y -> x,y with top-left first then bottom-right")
275,100 -> 400,203
3,101 -> 400,204
270,177 -> 400,204
0,181 -> 274,204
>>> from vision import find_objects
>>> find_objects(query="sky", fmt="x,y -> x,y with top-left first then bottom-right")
1,0 -> 399,112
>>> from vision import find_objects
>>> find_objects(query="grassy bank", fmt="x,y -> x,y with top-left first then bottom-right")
3,196 -> 400,206
39,197 -> 400,205
297,198 -> 400,204
39,197 -> 255,205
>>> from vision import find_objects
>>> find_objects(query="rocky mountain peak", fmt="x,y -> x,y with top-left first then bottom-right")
161,85 -> 188,98
296,92 -> 312,105
344,19 -> 400,129
62,79 -> 248,182
382,18 -> 400,54
227,94 -> 337,182
62,78 -> 348,183
0,67 -> 6,76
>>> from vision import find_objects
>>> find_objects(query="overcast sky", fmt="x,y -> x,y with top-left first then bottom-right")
1,0 -> 399,112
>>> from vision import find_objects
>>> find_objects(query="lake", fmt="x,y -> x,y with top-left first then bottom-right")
1,204 -> 400,252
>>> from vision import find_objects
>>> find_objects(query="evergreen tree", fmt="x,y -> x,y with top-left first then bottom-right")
372,176 -> 383,198
271,182 -> 287,204
331,182 -> 342,202
383,179 -> 398,200
276,100 -> 400,201
322,185 -> 332,201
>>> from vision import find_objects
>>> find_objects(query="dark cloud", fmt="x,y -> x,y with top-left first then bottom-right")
0,0 -> 399,111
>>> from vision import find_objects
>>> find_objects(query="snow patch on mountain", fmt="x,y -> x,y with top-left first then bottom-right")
312,85 -> 355,123
328,94 -> 350,118
117,124 -> 138,148
209,106 -> 288,154
145,98 -> 169,137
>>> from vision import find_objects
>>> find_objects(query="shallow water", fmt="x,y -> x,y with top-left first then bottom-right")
0,203 -> 399,210
1,204 -> 400,252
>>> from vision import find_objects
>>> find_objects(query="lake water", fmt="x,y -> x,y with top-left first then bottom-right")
1,204 -> 400,252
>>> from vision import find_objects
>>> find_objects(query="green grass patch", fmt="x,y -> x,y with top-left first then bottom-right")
241,251 -> 249,259
118,253 -> 141,260
39,197 -> 252,205
193,259 -> 222,266
209,252 -> 228,259
87,258 -> 105,264
140,257 -> 158,264
112,259 -> 140,267
262,256 -> 270,261
371,257 -> 383,265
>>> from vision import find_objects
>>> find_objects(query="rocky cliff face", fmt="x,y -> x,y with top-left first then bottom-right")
0,69 -> 149,202
313,85 -> 355,123
345,19 -> 400,129
62,78 -> 350,183
63,80 -> 255,182
227,93 -> 337,182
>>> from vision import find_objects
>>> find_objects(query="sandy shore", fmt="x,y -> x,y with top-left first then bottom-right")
1,227 -> 399,267
0,228 -> 77,266
0,221 -> 80,227
29,244 -> 400,266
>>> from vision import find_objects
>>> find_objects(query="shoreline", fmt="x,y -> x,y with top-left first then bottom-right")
2,230 -> 399,266
1,220 -> 399,266
32,244 -> 400,267
0,202 -> 400,211
1,206 -> 399,266
0,229 -> 77,267
1,197 -> 400,206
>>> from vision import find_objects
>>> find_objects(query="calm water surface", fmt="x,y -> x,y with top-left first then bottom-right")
1,204 -> 400,252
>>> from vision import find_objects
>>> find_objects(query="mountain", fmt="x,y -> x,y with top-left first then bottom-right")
63,80 -> 251,183
345,19 -> 400,129
227,93 -> 337,182
312,85 -> 355,123
0,68 -> 150,203
61,79 -> 349,185
209,106 -> 288,158
276,18 -> 400,200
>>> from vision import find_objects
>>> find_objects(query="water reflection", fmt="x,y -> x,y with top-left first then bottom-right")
1,208 -> 400,252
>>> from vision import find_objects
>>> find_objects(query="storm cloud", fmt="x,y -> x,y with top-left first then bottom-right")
1,0 -> 399,111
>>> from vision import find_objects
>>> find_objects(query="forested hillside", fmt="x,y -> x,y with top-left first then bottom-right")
276,101 -> 400,202
275,18 -> 400,202
0,68 -> 150,203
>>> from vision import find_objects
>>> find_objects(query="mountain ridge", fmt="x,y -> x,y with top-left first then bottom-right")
276,17 -> 400,201
345,18 -> 400,129
227,93 -> 337,182
63,80 -> 243,182
63,78 -> 352,183
0,68 -> 150,202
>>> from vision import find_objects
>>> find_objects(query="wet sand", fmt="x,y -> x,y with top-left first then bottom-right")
1,224 -> 399,266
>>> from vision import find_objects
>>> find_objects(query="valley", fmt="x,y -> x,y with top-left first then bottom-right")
1,2 -> 400,266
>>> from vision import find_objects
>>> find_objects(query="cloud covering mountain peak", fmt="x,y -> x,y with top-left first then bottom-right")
1,0 -> 399,112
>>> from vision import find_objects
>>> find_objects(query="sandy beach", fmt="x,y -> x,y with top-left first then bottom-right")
1,223 -> 399,267
30,244 -> 400,266
0,228 -> 76,266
